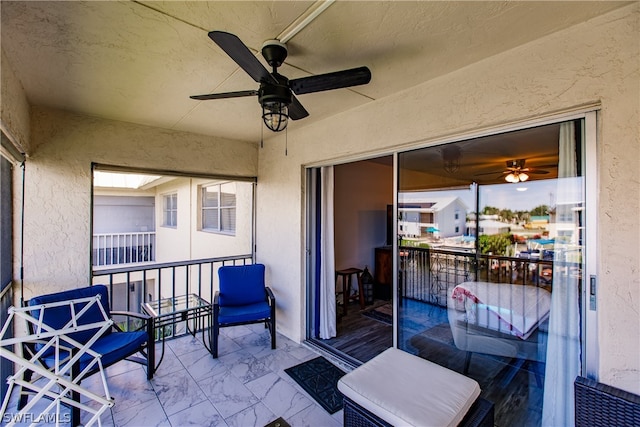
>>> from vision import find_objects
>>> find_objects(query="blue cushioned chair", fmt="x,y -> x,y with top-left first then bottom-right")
214,264 -> 276,358
19,285 -> 154,425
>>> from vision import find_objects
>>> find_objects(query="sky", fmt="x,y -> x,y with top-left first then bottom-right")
480,180 -> 558,211
400,178 -> 583,212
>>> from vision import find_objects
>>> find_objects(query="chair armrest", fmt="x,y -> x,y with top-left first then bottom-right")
111,310 -> 151,321
265,287 -> 275,305
214,290 -> 220,306
110,310 -> 151,333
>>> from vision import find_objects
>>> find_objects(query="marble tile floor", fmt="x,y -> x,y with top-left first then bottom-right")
3,324 -> 348,427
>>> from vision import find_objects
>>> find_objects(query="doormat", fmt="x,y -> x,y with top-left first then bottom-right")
284,356 -> 346,414
362,303 -> 392,325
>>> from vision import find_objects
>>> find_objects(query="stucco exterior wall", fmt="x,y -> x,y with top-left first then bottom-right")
155,177 -> 193,262
1,49 -> 30,153
153,177 -> 254,263
21,107 -> 257,299
189,179 -> 254,260
256,4 -> 639,392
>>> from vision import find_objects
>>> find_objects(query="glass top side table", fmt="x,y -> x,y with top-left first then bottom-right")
141,294 -> 213,372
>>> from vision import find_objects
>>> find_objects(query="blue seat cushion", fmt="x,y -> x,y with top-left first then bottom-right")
218,301 -> 271,325
218,264 -> 266,306
42,330 -> 148,373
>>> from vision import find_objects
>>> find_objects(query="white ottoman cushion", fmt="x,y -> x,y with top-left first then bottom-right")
338,348 -> 481,427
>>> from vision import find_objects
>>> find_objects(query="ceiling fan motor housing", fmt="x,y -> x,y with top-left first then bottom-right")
261,40 -> 288,68
508,159 -> 527,169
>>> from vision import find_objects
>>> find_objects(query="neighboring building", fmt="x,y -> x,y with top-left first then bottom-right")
152,177 -> 254,263
398,196 -> 468,239
526,215 -> 550,229
92,173 -> 255,309
548,201 -> 583,245
466,217 -> 512,236
93,174 -> 254,266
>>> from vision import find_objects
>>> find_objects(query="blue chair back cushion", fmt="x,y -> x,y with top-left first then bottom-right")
29,285 -> 112,354
218,264 -> 266,306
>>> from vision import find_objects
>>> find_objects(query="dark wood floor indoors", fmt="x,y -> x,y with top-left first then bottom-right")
315,298 -> 544,427
317,299 -> 393,364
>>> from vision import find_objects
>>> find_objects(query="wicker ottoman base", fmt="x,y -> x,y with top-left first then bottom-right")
343,396 -> 494,427
575,376 -> 640,427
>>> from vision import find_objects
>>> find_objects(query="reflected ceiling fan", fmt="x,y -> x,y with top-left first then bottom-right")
477,159 -> 554,183
191,31 -> 372,132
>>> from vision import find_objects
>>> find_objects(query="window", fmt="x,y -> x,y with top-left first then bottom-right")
163,193 -> 177,227
201,182 -> 236,234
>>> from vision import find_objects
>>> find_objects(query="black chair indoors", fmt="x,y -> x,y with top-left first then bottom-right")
213,263 -> 276,358
19,285 -> 154,425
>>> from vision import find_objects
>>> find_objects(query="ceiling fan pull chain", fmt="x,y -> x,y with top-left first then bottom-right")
260,122 -> 264,149
285,127 -> 288,156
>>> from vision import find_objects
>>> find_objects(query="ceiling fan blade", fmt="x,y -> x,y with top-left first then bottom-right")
528,170 -> 550,174
288,95 -> 309,120
475,170 -> 508,176
190,90 -> 258,100
208,31 -> 275,84
289,66 -> 371,95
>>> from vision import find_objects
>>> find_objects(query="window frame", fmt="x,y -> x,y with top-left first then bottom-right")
200,182 -> 236,235
162,193 -> 178,228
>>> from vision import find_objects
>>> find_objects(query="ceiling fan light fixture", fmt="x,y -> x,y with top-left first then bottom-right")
505,173 -> 518,183
262,101 -> 289,132
505,171 -> 529,183
259,76 -> 292,132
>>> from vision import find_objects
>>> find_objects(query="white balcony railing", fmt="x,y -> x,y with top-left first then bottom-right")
92,232 -> 155,266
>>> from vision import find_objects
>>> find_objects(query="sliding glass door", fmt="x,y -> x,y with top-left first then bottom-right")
306,159 -> 394,363
396,117 -> 591,426
304,113 -> 595,426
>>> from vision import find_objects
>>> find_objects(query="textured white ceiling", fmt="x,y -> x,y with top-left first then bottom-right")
1,1 -> 629,143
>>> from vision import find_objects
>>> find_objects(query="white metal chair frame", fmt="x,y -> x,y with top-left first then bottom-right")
0,295 -> 114,427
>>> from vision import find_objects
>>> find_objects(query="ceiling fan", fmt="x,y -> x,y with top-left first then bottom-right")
477,159 -> 554,183
190,31 -> 372,132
